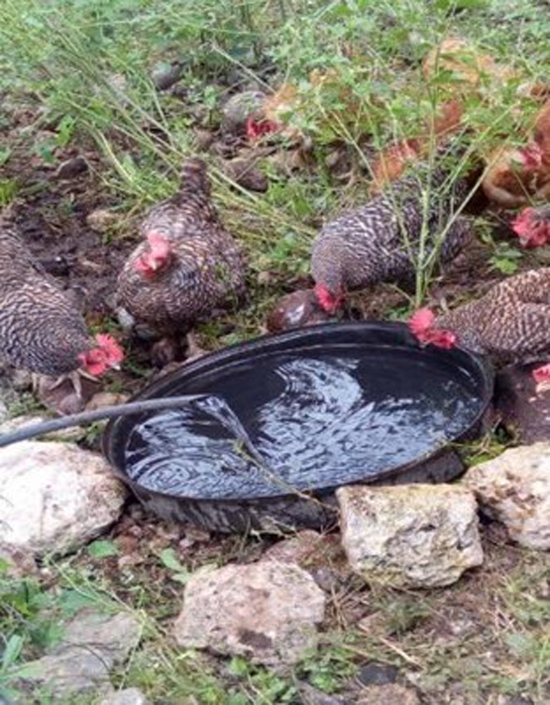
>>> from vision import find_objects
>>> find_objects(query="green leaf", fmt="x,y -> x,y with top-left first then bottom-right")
159,547 -> 186,573
58,589 -> 99,616
170,571 -> 192,585
505,631 -> 536,658
87,539 -> 119,559
227,656 -> 250,677
1,635 -> 24,671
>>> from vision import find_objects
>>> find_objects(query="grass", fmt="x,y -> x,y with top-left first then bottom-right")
1,0 -> 550,702
1,0 -> 548,297
1,540 -> 548,703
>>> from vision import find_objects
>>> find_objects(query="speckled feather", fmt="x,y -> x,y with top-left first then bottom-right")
435,268 -> 550,365
0,227 -> 94,376
116,159 -> 246,332
311,143 -> 473,293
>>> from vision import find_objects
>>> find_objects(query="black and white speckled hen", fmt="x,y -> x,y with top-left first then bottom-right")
311,142 -> 475,312
408,268 -> 550,392
116,158 -> 246,357
0,226 -> 123,400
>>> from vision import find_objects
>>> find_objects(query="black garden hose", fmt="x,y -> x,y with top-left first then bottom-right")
0,395 -> 208,449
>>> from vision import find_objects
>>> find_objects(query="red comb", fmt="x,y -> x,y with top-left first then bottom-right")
512,208 -> 550,248
95,334 -> 124,363
408,308 -> 435,335
533,364 -> 550,384
519,143 -> 543,169
246,117 -> 280,141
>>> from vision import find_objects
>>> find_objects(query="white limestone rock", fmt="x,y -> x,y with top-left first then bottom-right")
464,442 -> 550,549
174,560 -> 326,668
337,484 -> 483,588
0,440 -> 128,554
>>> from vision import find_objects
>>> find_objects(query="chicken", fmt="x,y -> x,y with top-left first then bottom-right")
369,99 -> 464,194
481,142 -> 546,208
261,69 -> 367,145
408,268 -> 550,390
0,226 -> 123,406
369,139 -> 423,195
311,142 -> 475,312
116,158 -> 247,361
512,204 -> 550,248
423,37 -> 519,92
482,102 -> 550,208
533,101 -> 550,163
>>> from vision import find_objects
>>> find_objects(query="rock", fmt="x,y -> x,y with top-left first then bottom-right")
86,392 -> 130,411
357,684 -> 420,705
357,662 -> 400,686
297,681 -> 346,704
87,209 -> 119,233
55,155 -> 89,180
194,128 -> 215,151
224,158 -> 269,192
338,484 -> 483,588
263,530 -> 331,564
222,91 -> 266,134
152,62 -> 184,91
0,542 -> 39,578
494,363 -> 550,443
20,609 -> 141,698
266,290 -> 331,333
257,270 -> 277,287
174,561 -> 325,668
103,73 -> 130,104
262,531 -> 346,591
150,337 -> 182,368
37,254 -> 71,277
0,441 -> 128,554
99,688 -> 149,705
463,443 -> 550,549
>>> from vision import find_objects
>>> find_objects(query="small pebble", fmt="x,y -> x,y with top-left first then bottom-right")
357,662 -> 400,686
86,209 -> 119,233
152,62 -> 184,91
55,155 -> 89,180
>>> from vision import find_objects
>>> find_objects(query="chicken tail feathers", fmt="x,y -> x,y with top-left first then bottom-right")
179,158 -> 211,197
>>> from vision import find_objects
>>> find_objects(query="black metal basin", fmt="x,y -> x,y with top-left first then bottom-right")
102,322 -> 493,533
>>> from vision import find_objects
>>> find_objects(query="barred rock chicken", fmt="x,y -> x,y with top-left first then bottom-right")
0,226 -> 123,407
116,159 -> 246,362
408,268 -> 550,392
311,142 -> 475,313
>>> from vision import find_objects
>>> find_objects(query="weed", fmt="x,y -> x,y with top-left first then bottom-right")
0,179 -> 19,208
